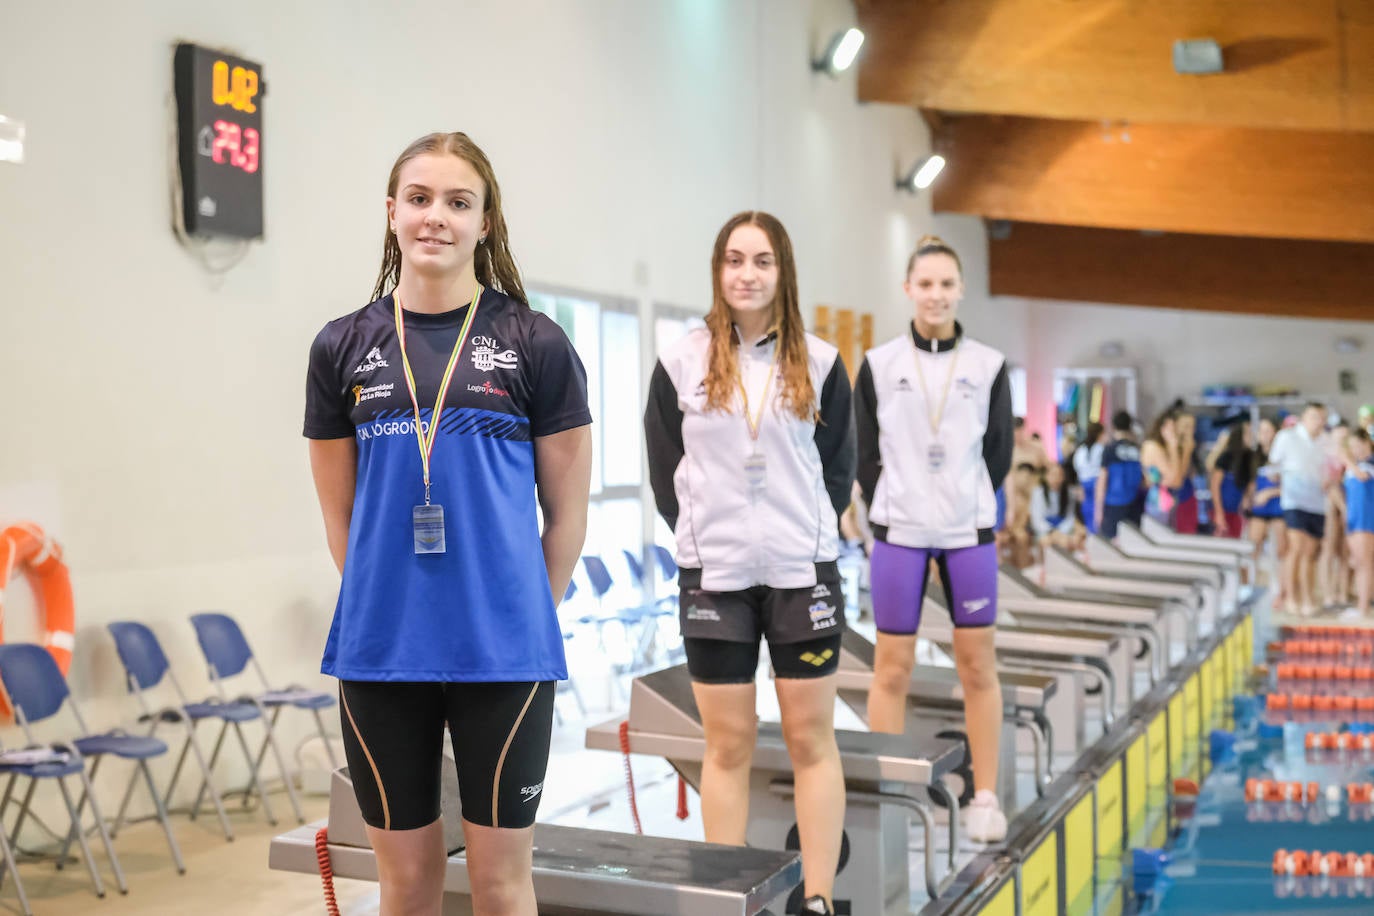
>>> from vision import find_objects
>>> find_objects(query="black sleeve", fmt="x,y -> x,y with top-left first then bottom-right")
982,361 -> 1014,490
854,358 -> 881,509
815,355 -> 857,517
527,314 -> 593,437
303,325 -> 355,439
644,360 -> 685,531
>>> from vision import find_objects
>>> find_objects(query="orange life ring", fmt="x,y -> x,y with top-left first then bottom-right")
0,523 -> 75,717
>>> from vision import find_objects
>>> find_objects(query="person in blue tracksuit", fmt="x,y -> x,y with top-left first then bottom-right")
1095,410 -> 1146,539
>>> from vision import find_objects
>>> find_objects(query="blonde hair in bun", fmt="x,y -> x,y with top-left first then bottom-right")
907,234 -> 962,277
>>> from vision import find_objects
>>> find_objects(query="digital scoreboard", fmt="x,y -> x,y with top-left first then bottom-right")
174,43 -> 264,239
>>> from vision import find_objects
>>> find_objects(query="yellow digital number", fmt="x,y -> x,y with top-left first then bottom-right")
211,60 -> 260,113
212,60 -> 232,106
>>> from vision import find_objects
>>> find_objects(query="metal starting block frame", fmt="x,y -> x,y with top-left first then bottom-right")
587,664 -> 967,914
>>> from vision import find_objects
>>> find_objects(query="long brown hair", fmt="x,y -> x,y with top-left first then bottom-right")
1144,409 -> 1179,447
370,132 -> 527,305
703,212 -> 815,421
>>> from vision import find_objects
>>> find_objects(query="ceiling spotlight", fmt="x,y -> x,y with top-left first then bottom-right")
897,154 -> 946,193
813,28 -> 864,77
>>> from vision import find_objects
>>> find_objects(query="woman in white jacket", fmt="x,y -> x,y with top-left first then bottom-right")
854,235 -> 1014,843
643,211 -> 855,916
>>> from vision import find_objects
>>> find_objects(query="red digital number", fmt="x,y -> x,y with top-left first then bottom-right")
212,120 -> 259,174
241,128 -> 260,174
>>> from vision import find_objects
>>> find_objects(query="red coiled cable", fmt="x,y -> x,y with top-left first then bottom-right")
618,720 -> 644,835
315,827 -> 342,916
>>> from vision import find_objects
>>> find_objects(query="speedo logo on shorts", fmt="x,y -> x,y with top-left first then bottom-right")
962,598 -> 990,613
520,782 -> 543,803
809,601 -> 837,630
686,604 -> 720,622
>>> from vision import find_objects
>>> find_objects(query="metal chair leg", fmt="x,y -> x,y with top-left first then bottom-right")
140,761 -> 185,874
184,721 -> 234,841
229,722 -> 276,826
73,764 -> 127,894
8,781 -> 38,853
0,809 -> 33,915
57,754 -> 103,865
310,708 -> 339,769
254,714 -> 304,824
190,721 -> 231,820
55,776 -> 107,898
161,731 -> 194,812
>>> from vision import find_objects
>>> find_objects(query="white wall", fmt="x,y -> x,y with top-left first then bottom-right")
0,0 -> 939,809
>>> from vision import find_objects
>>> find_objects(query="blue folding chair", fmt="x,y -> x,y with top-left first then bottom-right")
106,621 -> 266,841
0,644 -> 129,901
189,613 -> 337,826
652,544 -> 679,583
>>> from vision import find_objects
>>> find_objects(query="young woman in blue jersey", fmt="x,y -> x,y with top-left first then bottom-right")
856,235 -> 1014,843
305,132 -> 592,916
1345,430 -> 1374,617
1094,410 -> 1146,539
1207,420 -> 1253,539
1073,422 -> 1106,535
1247,417 -> 1287,595
644,211 -> 855,916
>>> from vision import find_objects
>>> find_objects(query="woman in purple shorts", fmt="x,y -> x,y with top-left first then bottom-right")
853,235 -> 1014,843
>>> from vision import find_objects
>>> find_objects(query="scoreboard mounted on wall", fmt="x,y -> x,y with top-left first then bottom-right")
174,43 -> 264,239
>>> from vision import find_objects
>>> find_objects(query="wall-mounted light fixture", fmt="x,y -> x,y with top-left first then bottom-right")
813,28 -> 864,77
896,154 -> 945,193
1335,337 -> 1363,354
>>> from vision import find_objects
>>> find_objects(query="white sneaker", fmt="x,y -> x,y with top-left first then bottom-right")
1338,606 -> 1363,621
964,789 -> 1007,843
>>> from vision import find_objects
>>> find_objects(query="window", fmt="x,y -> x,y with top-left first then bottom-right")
530,288 -> 645,591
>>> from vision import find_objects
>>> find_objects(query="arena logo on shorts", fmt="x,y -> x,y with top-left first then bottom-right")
685,604 -> 720,622
357,417 -> 431,441
962,598 -> 990,614
354,346 -> 389,373
809,601 -> 837,630
811,583 -> 831,599
352,382 -> 395,405
520,782 -> 543,803
800,648 -> 834,666
470,336 -> 518,372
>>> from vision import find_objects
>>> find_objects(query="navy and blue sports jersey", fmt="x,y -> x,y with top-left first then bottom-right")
1099,438 -> 1144,507
304,289 -> 592,682
1252,462 -> 1282,519
1347,463 -> 1374,534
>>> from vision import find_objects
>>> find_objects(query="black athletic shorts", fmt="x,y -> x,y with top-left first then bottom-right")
678,564 -> 844,684
1101,502 -> 1143,539
1283,508 -> 1326,540
338,680 -> 554,831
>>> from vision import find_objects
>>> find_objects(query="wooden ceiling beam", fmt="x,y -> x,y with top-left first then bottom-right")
858,0 -> 1374,132
930,115 -> 1374,244
988,222 -> 1374,322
